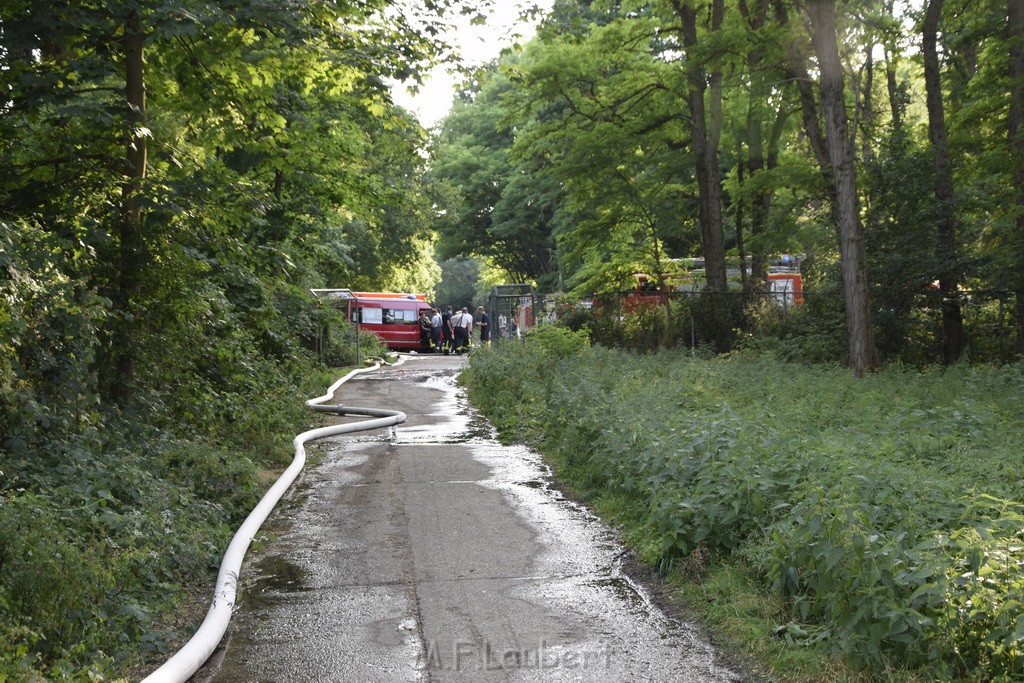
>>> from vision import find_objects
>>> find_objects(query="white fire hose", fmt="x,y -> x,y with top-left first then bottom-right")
142,357 -> 410,682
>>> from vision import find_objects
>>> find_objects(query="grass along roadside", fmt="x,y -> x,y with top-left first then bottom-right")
462,329 -> 1024,681
126,361 -> 374,679
0,359 -> 369,680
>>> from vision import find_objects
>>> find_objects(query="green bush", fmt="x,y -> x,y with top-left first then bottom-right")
0,222 -> 331,676
618,301 -> 672,351
0,432 -> 258,676
524,325 -> 590,357
688,291 -> 743,352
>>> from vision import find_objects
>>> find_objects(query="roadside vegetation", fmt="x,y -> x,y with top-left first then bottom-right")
1,0 -> 430,678
0,251 -> 386,679
464,327 -> 1024,681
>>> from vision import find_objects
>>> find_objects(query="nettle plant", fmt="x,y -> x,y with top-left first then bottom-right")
467,342 -> 1024,678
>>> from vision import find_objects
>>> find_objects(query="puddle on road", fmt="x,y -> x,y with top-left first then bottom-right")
250,555 -> 311,594
392,371 -> 495,445
587,575 -> 659,616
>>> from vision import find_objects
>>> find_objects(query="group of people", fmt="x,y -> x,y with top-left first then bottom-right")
419,305 -> 490,355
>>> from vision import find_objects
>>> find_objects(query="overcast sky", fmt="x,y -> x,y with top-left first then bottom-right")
390,1 -> 553,128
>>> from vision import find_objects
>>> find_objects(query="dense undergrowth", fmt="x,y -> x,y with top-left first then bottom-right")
464,328 -> 1024,681
0,242 -> 385,679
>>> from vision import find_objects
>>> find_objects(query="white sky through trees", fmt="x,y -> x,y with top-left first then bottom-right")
391,1 -> 553,127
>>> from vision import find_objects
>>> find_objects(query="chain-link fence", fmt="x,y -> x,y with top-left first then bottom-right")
486,284 -> 534,344
486,286 -> 1020,364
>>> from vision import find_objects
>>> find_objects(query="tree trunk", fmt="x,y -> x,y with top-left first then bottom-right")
857,36 -> 876,166
884,48 -> 904,130
1011,0 -> 1024,353
107,8 -> 148,405
735,138 -> 749,292
674,0 -> 728,292
806,0 -> 877,376
883,0 -> 905,131
746,101 -> 773,292
923,0 -> 966,363
739,0 -> 772,292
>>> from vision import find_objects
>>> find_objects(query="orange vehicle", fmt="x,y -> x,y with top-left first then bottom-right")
311,289 -> 433,350
767,271 -> 804,305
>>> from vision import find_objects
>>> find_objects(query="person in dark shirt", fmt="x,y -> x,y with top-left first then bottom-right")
441,306 -> 455,355
419,310 -> 432,351
476,306 -> 490,345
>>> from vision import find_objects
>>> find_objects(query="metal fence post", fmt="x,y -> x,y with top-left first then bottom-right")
617,293 -> 623,346
690,297 -> 696,352
354,312 -> 360,366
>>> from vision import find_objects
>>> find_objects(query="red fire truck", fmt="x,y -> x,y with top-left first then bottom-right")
311,289 -> 433,350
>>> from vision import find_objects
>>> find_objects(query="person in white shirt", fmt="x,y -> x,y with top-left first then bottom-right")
452,307 -> 474,354
429,308 -> 442,352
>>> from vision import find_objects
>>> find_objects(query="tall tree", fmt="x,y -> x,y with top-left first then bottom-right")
1010,0 -> 1024,353
922,0 -> 966,363
806,0 -> 877,375
431,66 -> 557,286
109,7 -> 148,404
736,0 -> 791,291
671,0 -> 729,291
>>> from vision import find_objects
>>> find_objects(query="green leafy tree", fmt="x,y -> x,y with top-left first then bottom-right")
0,0 -> 465,673
435,256 -> 482,310
430,65 -> 557,286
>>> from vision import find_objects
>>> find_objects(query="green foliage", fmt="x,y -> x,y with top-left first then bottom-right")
434,257 -> 482,311
0,247 -> 375,676
523,324 -> 590,357
557,293 -> 742,354
433,0 -> 1024,368
933,500 -> 1024,678
0,0 -> 457,676
618,301 -> 674,352
466,344 -> 1024,679
429,65 -> 557,285
739,292 -> 848,366
0,438 -> 242,677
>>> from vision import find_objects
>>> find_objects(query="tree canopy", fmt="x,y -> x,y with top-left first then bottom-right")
0,0 -> 466,675
429,0 -> 1024,370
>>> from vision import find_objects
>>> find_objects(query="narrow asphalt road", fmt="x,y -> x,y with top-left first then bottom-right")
198,354 -> 741,682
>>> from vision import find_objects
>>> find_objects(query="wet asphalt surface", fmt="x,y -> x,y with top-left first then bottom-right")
197,354 -> 742,682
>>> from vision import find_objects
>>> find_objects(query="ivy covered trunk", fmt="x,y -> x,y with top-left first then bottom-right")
107,8 -> 147,405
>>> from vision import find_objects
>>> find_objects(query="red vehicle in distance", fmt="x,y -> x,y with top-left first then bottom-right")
311,289 -> 433,351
